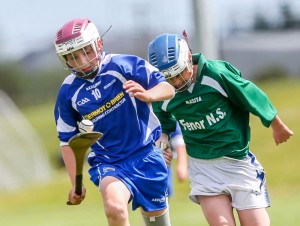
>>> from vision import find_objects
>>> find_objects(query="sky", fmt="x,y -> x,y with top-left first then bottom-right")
0,0 -> 299,61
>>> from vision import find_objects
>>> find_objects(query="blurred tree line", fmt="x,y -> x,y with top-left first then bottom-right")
0,62 -> 64,107
0,2 -> 299,109
253,3 -> 300,30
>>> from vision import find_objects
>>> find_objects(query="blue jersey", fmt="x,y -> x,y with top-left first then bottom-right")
54,53 -> 166,165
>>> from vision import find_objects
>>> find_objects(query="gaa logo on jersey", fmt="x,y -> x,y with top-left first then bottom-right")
77,98 -> 90,106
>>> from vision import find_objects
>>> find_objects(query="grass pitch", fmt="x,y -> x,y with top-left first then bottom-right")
0,78 -> 299,226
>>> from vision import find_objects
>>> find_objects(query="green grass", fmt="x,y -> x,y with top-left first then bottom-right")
0,78 -> 299,226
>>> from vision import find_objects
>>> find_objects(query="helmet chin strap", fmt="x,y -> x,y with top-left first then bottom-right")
74,66 -> 99,80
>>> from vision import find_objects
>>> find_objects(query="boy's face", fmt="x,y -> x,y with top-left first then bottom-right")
164,50 -> 194,92
65,44 -> 99,73
167,67 -> 193,92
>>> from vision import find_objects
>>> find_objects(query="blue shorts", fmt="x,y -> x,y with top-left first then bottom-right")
88,145 -> 169,211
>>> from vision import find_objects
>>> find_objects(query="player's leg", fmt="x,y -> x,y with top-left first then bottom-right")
237,208 -> 270,226
140,158 -> 172,226
234,186 -> 270,226
198,195 -> 236,226
135,147 -> 171,226
100,176 -> 131,226
188,157 -> 238,225
232,152 -> 270,226
141,208 -> 171,226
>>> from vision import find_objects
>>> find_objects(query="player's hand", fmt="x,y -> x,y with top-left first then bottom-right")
271,115 -> 294,145
68,186 -> 86,205
123,80 -> 151,102
163,148 -> 173,166
272,125 -> 294,145
159,142 -> 173,166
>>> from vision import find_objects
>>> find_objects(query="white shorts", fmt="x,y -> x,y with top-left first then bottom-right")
188,152 -> 270,210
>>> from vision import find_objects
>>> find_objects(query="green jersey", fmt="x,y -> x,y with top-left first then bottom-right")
153,53 -> 277,160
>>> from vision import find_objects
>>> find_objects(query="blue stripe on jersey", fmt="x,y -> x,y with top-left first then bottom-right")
54,53 -> 165,164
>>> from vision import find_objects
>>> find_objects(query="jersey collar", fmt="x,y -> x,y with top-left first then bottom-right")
192,53 -> 206,75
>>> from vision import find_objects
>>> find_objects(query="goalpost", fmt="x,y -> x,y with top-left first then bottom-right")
0,90 -> 52,192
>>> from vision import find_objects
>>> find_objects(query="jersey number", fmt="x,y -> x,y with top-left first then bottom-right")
91,88 -> 101,100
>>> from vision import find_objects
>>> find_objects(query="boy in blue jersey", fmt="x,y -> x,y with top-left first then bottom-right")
53,18 -> 175,226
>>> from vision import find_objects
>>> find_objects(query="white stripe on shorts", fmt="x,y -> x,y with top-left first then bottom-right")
188,151 -> 270,210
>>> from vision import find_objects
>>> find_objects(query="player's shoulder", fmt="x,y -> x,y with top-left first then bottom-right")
101,53 -> 147,76
61,73 -> 77,86
57,74 -> 79,97
104,53 -> 143,65
207,59 -> 240,76
201,59 -> 241,83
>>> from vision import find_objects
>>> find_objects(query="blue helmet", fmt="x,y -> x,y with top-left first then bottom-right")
148,33 -> 193,92
148,34 -> 191,79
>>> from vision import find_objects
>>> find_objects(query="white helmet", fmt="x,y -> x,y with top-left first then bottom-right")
55,18 -> 101,79
148,34 -> 193,92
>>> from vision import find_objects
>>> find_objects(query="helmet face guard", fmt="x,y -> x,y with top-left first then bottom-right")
148,34 -> 193,92
67,46 -> 102,80
55,18 -> 101,79
169,71 -> 193,92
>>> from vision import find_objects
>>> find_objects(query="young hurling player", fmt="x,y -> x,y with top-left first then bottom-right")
54,18 -> 175,226
147,33 -> 294,226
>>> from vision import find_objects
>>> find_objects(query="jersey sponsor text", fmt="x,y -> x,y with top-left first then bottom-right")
104,79 -> 116,89
84,91 -> 125,120
185,96 -> 202,104
86,81 -> 101,90
179,108 -> 226,131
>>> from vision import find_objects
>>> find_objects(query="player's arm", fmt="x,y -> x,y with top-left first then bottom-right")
61,145 -> 76,185
61,145 -> 86,205
218,65 -> 293,144
175,143 -> 188,182
217,63 -> 277,127
270,115 -> 294,145
123,80 -> 175,102
146,81 -> 175,102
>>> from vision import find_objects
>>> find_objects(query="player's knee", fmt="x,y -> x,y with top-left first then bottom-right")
105,203 -> 128,222
142,210 -> 171,226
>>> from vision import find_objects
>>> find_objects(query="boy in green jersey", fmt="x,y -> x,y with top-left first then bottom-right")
148,33 -> 294,226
